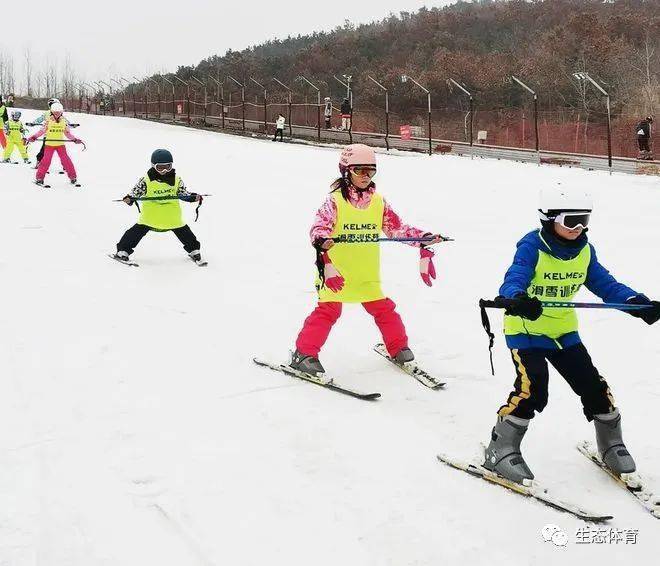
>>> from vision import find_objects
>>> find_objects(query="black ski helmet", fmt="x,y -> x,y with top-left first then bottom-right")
151,148 -> 173,164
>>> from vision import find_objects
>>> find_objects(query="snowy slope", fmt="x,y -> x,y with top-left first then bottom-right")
1,110 -> 659,565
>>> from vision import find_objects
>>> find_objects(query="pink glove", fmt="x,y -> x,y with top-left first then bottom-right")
420,247 -> 436,287
27,136 -> 36,143
322,252 -> 344,292
74,138 -> 83,144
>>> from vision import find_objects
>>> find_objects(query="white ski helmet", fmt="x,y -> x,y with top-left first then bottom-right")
48,97 -> 60,107
538,186 -> 593,222
50,102 -> 64,114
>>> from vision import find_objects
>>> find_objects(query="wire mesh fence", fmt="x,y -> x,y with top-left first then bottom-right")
63,89 -> 653,161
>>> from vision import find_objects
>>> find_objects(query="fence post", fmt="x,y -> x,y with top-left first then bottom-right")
573,72 -> 612,171
297,75 -> 321,142
368,76 -> 389,151
250,78 -> 267,134
511,75 -> 539,157
402,74 -> 432,155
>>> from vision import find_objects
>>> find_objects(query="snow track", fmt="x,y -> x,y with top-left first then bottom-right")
1,109 -> 659,564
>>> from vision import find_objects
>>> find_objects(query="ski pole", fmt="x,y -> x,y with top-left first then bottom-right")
479,298 -> 651,311
33,139 -> 87,151
478,298 -> 651,376
332,235 -> 454,244
112,194 -> 212,202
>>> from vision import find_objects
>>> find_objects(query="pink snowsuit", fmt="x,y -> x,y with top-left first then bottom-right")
295,183 -> 430,358
30,119 -> 78,181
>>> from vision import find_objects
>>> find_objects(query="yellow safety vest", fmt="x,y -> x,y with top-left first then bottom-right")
45,117 -> 68,147
0,105 -> 5,127
317,191 -> 385,303
6,120 -> 24,142
504,244 -> 591,340
138,175 -> 185,231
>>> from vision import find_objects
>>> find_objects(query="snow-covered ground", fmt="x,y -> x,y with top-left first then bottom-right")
1,110 -> 659,565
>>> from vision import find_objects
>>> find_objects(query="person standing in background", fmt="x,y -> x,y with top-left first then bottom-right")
324,97 -> 333,129
340,98 -> 352,131
635,116 -> 653,160
273,113 -> 285,142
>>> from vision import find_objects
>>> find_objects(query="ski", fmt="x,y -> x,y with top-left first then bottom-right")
33,181 -> 51,188
437,453 -> 613,522
373,343 -> 446,389
253,358 -> 381,401
108,253 -> 139,267
577,440 -> 660,519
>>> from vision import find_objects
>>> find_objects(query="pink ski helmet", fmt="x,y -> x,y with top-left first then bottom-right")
339,144 -> 376,176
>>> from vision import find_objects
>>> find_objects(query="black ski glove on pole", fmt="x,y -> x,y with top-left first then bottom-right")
504,293 -> 543,321
626,295 -> 660,325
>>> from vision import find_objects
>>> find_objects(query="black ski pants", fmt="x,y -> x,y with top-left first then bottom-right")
497,343 -> 615,422
637,137 -> 650,152
117,223 -> 200,255
273,128 -> 283,141
36,140 -> 46,163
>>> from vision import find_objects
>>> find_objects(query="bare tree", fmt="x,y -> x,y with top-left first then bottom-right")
628,29 -> 660,114
0,50 -> 16,94
24,46 -> 34,96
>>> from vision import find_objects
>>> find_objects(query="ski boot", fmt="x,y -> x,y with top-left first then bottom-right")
113,250 -> 131,263
290,350 -> 325,376
393,347 -> 415,363
70,178 -> 78,185
188,250 -> 207,266
483,415 -> 534,484
23,158 -> 30,164
2,158 -> 10,163
593,409 -> 636,475
34,179 -> 45,186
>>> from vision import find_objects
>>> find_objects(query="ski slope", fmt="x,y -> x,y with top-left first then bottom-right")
1,110 -> 659,565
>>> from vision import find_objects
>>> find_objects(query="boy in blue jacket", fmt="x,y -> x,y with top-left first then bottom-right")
483,187 -> 660,484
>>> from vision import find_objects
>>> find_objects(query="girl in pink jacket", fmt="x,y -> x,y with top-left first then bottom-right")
27,103 -> 84,186
291,143 -> 443,376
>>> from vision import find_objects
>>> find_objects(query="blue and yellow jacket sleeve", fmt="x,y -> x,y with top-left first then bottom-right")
585,244 -> 638,303
499,241 -> 539,298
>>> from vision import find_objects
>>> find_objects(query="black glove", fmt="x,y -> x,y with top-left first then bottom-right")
626,295 -> 660,325
25,122 -> 35,127
122,195 -> 135,206
503,293 -> 543,321
313,237 -> 334,251
181,192 -> 200,203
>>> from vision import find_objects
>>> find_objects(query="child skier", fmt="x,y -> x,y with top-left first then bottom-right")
2,111 -> 30,164
290,143 -> 444,375
112,149 -> 205,265
26,98 -> 66,167
0,96 -> 6,149
483,187 -> 660,484
26,103 -> 83,186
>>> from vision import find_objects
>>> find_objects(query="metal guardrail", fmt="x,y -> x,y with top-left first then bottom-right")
98,109 -> 660,177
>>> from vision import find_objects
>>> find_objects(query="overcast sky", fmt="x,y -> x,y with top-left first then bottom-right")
2,0 -> 456,91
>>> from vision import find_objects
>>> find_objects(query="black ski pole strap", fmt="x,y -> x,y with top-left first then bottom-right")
314,249 -> 327,289
479,299 -> 496,376
194,195 -> 203,222
135,201 -> 141,213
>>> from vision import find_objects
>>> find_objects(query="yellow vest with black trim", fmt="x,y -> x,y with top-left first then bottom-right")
6,120 -> 23,142
45,116 -> 68,147
317,191 -> 385,303
138,175 -> 185,231
0,105 -> 5,128
504,244 -> 591,340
